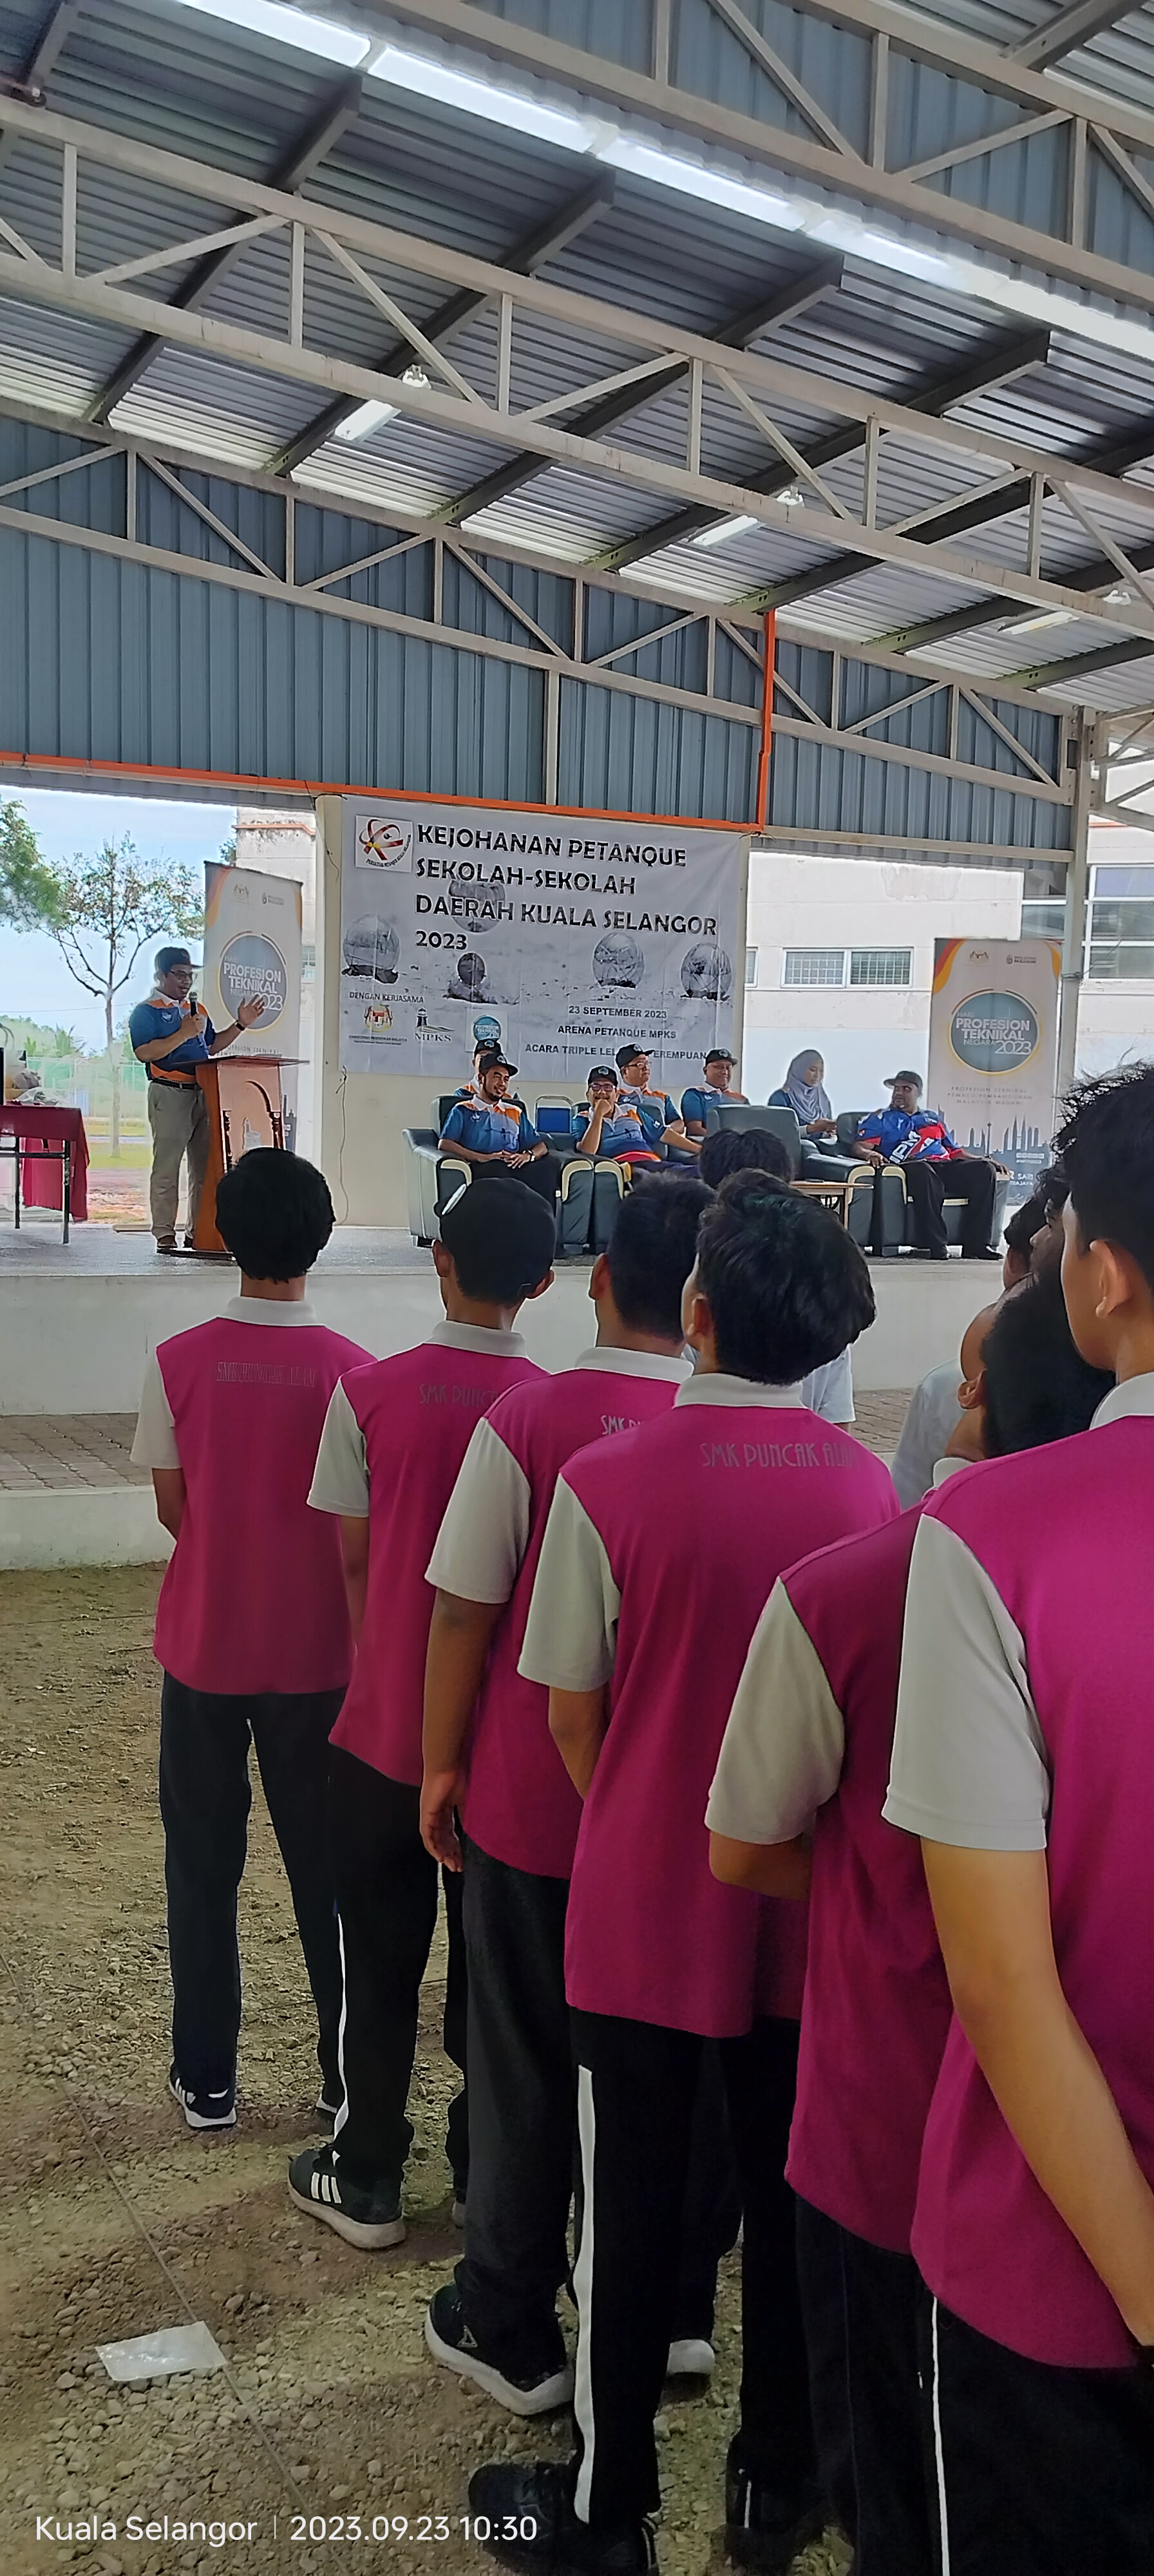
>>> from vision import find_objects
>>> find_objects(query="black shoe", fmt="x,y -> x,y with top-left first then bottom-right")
288,2143 -> 405,2249
967,1245 -> 1001,1260
425,2285 -> 573,2417
724,2454 -> 824,2573
168,2064 -> 236,2131
928,1245 -> 949,1261
467,2462 -> 657,2575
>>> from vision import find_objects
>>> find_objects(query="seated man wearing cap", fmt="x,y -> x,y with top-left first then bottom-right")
574,1069 -> 663,1171
850,1070 -> 1005,1261
129,944 -> 267,1255
439,1051 -> 562,1207
680,1049 -> 748,1140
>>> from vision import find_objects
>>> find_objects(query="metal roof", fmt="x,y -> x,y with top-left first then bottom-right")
0,0 -> 1152,726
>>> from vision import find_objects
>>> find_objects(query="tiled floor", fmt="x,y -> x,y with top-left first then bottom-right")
0,1394 -> 915,1492
0,1414 -> 146,1490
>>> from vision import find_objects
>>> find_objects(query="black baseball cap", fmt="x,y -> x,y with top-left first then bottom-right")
886,1069 -> 923,1089
705,1047 -> 736,1065
477,1046 -> 517,1077
156,944 -> 194,976
589,1065 -> 618,1084
616,1043 -> 646,1070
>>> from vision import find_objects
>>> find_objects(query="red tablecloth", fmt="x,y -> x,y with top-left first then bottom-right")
0,1104 -> 90,1221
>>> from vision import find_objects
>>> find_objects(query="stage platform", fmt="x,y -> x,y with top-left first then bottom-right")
0,1213 -> 986,1567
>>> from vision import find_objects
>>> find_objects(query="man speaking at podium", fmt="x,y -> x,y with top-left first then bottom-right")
130,945 -> 266,1255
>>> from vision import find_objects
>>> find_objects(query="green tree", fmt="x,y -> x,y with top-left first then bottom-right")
46,838 -> 202,1155
0,798 -> 61,929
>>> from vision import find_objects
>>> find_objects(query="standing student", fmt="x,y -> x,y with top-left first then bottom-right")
420,1179 -> 713,2415
129,943 -> 266,1253
468,1175 -> 897,2576
288,1180 -> 554,2251
129,1151 -> 372,2132
889,1302 -> 999,1505
708,1269 -> 1112,2574
885,1063 -> 1154,2576
698,1142 -> 859,1430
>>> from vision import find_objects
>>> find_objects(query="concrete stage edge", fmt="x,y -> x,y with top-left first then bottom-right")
0,1226 -> 990,1567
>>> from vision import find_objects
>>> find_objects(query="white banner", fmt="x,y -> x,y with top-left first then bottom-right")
927,936 -> 1061,1195
338,798 -> 746,1084
202,860 -> 303,1143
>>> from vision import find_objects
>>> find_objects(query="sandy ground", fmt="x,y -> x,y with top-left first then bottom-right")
0,1568 -> 852,2576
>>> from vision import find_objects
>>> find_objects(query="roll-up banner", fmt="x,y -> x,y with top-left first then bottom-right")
202,860 -> 303,1144
928,936 -> 1062,1195
337,799 -> 746,1085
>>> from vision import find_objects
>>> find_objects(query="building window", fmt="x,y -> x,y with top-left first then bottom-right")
745,946 -> 758,987
849,947 -> 912,987
784,949 -> 845,987
1086,868 -> 1154,980
1021,901 -> 1066,940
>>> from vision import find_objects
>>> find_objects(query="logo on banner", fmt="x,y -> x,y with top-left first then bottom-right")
364,1001 -> 393,1033
949,989 -> 1040,1074
357,815 -> 413,871
220,932 -> 288,1028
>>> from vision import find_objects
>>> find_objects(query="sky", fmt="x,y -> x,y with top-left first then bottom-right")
0,788 -> 236,1052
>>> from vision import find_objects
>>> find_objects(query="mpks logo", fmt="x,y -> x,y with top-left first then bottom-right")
357,815 -> 413,871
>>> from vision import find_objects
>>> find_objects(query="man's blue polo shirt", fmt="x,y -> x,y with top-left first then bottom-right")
440,1098 -> 541,1154
128,996 -> 216,1083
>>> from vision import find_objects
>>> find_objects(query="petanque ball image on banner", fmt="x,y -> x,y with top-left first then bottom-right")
928,936 -> 1061,1195
338,799 -> 745,1083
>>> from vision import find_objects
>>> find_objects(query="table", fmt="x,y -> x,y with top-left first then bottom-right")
793,1176 -> 857,1226
0,1104 -> 90,1241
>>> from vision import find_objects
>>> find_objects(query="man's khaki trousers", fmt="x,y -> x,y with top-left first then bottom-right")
147,1078 -> 209,1244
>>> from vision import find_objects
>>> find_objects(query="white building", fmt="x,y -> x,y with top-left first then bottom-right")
743,832 -> 1154,1116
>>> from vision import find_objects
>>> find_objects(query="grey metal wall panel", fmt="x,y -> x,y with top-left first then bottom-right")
769,728 -> 1072,851
558,677 -> 758,821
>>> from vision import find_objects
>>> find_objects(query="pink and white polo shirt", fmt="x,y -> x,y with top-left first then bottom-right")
309,1322 -> 542,1786
708,1487 -> 961,2253
521,1376 -> 899,2038
426,1345 -> 688,1879
132,1298 -> 374,1697
887,1376 -> 1154,2367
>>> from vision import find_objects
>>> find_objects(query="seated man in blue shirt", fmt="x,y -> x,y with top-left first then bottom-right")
573,1068 -> 662,1169
129,944 -> 265,1254
850,1070 -> 1004,1260
614,1045 -> 699,1161
439,1051 -> 561,1206
681,1048 -> 748,1139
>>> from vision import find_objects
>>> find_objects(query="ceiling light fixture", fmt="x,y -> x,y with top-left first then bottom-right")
693,513 -> 761,547
334,399 -> 399,441
1001,607 -> 1078,638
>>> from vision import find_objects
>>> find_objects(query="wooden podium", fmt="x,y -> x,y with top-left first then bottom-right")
193,1055 -> 303,1254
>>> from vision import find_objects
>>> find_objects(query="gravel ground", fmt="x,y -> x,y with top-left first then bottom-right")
0,1568 -> 852,2576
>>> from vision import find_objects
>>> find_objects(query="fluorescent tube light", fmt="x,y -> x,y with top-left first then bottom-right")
1001,607 -> 1078,638
694,515 -> 761,547
334,400 -> 399,442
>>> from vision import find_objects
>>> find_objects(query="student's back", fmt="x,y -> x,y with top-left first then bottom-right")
328,1332 -> 543,1788
451,1359 -> 684,1878
153,1305 -> 372,1696
895,1414 -> 1154,2365
558,1397 -> 896,2036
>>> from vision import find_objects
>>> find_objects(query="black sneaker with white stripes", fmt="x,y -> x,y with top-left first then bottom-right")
723,2446 -> 824,2573
425,2284 -> 574,2417
466,2460 -> 657,2576
288,2143 -> 405,2249
168,2065 -> 236,2132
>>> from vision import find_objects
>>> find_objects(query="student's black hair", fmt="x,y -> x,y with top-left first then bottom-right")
603,1175 -> 711,1339
698,1126 -> 793,1189
982,1265 -> 1113,1456
214,1149 -> 334,1280
1054,1063 -> 1154,1292
1003,1189 -> 1046,1262
439,1176 -> 554,1302
694,1170 -> 875,1383
1037,1158 -> 1070,1220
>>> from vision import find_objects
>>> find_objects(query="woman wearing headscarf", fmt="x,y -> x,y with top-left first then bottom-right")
770,1051 -> 838,1141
